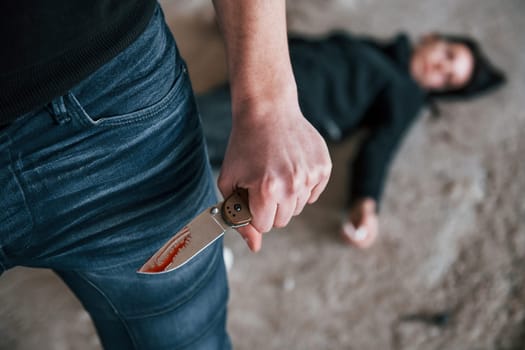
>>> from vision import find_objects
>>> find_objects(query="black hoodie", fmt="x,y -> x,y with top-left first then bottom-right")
198,32 -> 426,207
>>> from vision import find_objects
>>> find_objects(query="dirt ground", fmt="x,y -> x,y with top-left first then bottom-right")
1,0 -> 524,349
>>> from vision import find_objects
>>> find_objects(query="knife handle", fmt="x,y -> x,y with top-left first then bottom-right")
221,188 -> 252,228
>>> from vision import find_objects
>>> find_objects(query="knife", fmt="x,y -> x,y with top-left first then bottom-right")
138,188 -> 252,274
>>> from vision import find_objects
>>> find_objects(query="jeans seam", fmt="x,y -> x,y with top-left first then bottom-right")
176,301 -> 228,350
76,246 -> 222,350
77,271 -> 140,349
5,133 -> 36,253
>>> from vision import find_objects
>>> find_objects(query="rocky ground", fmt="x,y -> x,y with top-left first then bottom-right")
1,0 -> 523,349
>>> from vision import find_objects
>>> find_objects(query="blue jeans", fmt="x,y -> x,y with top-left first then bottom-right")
0,5 -> 231,349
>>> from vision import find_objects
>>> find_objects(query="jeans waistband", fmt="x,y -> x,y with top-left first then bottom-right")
0,95 -> 71,132
1,3 -> 171,132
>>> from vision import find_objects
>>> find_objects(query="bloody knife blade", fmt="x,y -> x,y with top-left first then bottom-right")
138,188 -> 251,274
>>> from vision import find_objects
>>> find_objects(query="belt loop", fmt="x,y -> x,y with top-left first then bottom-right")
49,96 -> 71,125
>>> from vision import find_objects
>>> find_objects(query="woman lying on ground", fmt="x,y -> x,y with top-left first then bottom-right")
196,30 -> 505,249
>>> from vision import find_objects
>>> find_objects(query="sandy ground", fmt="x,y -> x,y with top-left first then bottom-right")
1,0 -> 524,349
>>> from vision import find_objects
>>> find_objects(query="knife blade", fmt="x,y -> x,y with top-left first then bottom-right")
138,188 -> 252,274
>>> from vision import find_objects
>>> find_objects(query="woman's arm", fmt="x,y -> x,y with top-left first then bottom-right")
350,79 -> 424,207
343,79 -> 424,247
212,0 -> 332,252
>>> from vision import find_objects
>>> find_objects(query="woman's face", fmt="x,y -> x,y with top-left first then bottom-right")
410,35 -> 474,91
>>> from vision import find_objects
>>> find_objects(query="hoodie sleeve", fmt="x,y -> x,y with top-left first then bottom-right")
349,77 -> 425,209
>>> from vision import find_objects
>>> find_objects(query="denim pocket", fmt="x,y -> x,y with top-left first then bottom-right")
66,63 -> 189,127
63,2 -> 187,128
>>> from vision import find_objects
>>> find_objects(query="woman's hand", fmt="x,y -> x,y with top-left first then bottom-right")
341,198 -> 379,249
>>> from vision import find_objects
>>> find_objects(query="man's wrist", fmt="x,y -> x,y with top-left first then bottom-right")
230,77 -> 299,124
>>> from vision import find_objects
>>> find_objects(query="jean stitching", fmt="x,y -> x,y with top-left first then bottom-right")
75,246 -> 222,349
77,272 -> 140,349
11,136 -> 36,233
4,133 -> 35,253
67,66 -> 188,128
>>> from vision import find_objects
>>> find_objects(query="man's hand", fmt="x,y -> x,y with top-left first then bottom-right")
211,0 -> 332,251
218,91 -> 331,252
341,198 -> 379,249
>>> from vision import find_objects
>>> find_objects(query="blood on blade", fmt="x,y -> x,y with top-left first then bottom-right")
148,227 -> 192,272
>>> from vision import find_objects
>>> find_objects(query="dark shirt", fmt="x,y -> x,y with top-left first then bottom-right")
0,0 -> 157,123
198,31 -> 426,207
289,32 -> 426,206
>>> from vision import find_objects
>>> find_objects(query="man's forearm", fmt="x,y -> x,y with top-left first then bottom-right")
212,0 -> 297,118
210,0 -> 331,250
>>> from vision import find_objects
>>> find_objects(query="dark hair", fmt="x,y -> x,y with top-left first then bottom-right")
429,34 -> 506,100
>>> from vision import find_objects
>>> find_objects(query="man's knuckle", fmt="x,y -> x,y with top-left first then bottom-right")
252,216 -> 271,233
260,177 -> 278,197
288,175 -> 303,194
261,223 -> 272,233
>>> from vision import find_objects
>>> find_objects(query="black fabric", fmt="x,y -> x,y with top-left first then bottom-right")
197,32 -> 426,207
290,33 -> 426,206
0,0 -> 157,123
